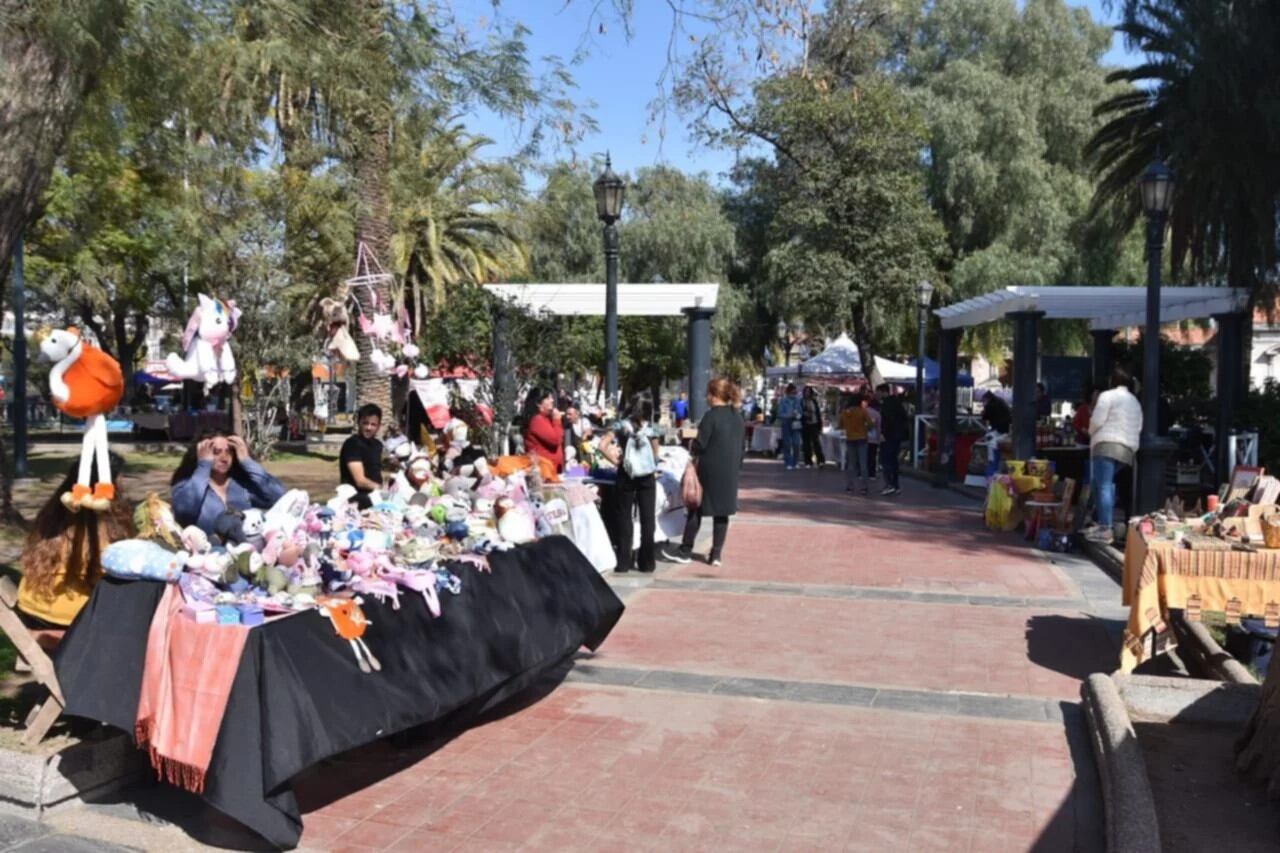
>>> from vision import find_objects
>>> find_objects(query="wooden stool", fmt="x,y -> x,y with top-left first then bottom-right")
0,577 -> 66,745
1025,478 -> 1077,542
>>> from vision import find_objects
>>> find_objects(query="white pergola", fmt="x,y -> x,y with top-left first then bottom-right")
483,283 -> 719,316
935,286 -> 1248,331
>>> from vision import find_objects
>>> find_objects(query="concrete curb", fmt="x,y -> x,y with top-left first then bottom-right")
1076,536 -> 1123,584
1172,617 -> 1259,685
0,733 -> 148,819
1111,672 -> 1260,724
1080,673 -> 1161,853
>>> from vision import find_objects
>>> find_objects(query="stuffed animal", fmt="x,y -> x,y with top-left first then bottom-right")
102,539 -> 189,583
133,493 -> 183,549
180,525 -> 234,584
317,596 -> 381,673
495,497 -> 536,545
36,327 -> 125,512
165,294 -> 240,390
319,297 -> 360,363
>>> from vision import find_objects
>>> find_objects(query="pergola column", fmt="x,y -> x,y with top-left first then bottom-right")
1091,328 -> 1115,392
1214,311 -> 1248,483
936,327 -> 961,484
1010,311 -> 1044,460
683,306 -> 715,421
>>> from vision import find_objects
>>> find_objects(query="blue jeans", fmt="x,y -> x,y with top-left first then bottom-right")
880,439 -> 901,489
782,427 -> 803,468
1091,455 -> 1125,528
845,440 -> 869,490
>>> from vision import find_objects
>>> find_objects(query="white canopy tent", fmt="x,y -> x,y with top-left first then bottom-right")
766,333 -> 923,387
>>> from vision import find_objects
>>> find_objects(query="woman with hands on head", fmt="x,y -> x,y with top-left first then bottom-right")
170,430 -> 287,536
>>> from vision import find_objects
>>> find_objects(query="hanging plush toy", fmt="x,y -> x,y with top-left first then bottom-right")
165,294 -> 240,390
318,297 -> 360,363
37,327 -> 125,512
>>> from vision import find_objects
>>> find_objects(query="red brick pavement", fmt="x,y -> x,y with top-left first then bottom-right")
594,588 -> 1106,699
298,686 -> 1082,853
669,520 -> 1072,598
290,458 -> 1110,852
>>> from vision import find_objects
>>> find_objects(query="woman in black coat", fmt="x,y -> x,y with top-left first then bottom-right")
662,377 -> 745,566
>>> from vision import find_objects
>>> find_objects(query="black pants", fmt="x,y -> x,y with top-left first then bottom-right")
680,509 -> 729,561
612,472 -> 656,572
801,423 -> 826,467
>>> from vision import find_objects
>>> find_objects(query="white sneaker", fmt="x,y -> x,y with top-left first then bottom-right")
880,486 -> 894,496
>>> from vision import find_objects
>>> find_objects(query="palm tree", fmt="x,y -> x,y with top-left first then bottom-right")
1086,0 -> 1279,311
390,122 -> 528,333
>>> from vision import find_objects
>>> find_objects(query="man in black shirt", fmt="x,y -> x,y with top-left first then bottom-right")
340,403 -> 384,508
876,384 -> 908,495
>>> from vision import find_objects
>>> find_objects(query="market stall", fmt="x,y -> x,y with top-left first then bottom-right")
1120,506 -> 1280,672
750,424 -> 781,455
56,537 -> 622,848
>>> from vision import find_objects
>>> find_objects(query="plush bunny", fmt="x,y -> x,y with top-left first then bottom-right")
180,525 -> 234,584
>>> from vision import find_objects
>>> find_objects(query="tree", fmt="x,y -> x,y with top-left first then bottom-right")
1086,0 -> 1280,391
391,121 -> 528,331
891,0 -> 1139,355
720,69 -> 946,374
0,0 -> 127,278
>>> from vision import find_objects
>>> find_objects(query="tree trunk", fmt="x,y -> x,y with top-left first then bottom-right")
349,0 -> 393,417
850,304 -> 882,389
0,0 -> 127,275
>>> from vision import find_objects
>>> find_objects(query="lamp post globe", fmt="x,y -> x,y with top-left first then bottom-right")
1136,158 -> 1175,513
595,154 -> 625,405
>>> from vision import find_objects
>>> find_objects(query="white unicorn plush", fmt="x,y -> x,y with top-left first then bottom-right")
165,294 -> 240,390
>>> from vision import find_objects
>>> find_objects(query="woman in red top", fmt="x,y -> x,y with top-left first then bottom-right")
522,387 -> 565,471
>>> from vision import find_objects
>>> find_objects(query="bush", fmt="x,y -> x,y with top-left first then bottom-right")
1236,380 -> 1280,474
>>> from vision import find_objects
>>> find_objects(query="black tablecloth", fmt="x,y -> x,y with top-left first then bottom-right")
54,537 -> 624,848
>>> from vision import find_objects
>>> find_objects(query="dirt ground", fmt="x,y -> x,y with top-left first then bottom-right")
1136,721 -> 1280,850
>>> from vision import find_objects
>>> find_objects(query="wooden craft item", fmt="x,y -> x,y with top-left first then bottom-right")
1186,594 -> 1202,622
1226,597 -> 1243,625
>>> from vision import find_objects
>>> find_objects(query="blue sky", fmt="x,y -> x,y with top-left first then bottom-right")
457,0 -> 1135,188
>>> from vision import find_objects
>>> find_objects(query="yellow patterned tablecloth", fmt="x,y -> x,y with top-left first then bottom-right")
1121,532 -> 1280,671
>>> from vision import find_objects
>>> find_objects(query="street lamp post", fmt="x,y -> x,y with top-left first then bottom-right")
594,155 -> 625,407
915,280 -> 934,470
1136,159 -> 1175,514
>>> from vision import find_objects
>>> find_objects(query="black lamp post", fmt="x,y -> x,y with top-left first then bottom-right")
1136,158 -> 1175,513
594,155 -> 625,406
776,320 -> 806,373
915,280 -> 934,469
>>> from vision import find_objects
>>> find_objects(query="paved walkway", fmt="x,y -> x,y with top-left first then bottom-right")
60,458 -> 1127,851
279,460 -> 1122,852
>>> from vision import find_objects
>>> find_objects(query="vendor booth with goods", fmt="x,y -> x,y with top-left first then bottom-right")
16,282 -> 631,848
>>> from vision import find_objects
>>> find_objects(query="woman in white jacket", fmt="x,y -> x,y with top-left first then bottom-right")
1085,367 -> 1143,544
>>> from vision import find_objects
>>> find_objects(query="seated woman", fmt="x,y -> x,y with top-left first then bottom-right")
19,454 -> 134,627
170,431 -> 286,535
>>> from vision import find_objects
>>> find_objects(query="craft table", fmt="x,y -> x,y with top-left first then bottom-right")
54,537 -> 624,848
819,430 -> 848,469
750,425 -> 781,454
1121,531 -> 1280,671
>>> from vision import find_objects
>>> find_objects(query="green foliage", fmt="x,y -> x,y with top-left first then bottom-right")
1237,381 -> 1280,476
742,71 -> 946,367
391,120 -> 528,327
904,0 -> 1140,355
1113,336 -> 1213,423
1087,0 -> 1280,301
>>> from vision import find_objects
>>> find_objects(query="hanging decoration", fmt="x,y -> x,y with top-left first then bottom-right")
165,294 -> 240,391
36,327 -> 126,512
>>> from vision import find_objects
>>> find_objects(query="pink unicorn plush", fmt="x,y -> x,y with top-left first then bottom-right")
165,294 -> 240,390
